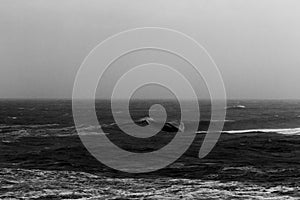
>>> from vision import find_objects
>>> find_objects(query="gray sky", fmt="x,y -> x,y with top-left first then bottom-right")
1,0 -> 300,99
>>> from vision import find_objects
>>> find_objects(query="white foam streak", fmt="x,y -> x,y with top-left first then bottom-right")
225,128 -> 300,135
196,128 -> 300,135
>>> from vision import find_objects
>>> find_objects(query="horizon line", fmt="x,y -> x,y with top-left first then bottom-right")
1,97 -> 300,101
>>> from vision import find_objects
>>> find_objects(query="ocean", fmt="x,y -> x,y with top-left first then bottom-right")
0,99 -> 299,199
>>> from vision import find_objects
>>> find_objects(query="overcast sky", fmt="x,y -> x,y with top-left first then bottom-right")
1,0 -> 300,99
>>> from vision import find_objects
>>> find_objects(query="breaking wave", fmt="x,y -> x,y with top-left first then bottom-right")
133,117 -> 185,132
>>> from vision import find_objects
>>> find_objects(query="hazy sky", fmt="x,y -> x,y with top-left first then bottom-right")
1,0 -> 300,99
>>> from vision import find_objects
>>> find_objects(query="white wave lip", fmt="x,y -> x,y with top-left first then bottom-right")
224,128 -> 300,135
196,128 -> 300,135
226,105 -> 246,110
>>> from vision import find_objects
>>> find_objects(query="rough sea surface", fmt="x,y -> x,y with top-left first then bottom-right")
0,99 -> 299,199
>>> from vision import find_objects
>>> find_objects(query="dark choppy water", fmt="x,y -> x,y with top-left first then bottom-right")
1,99 -> 300,134
0,99 -> 299,199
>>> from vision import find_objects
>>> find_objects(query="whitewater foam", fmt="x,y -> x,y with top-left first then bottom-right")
196,128 -> 300,136
226,105 -> 246,110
